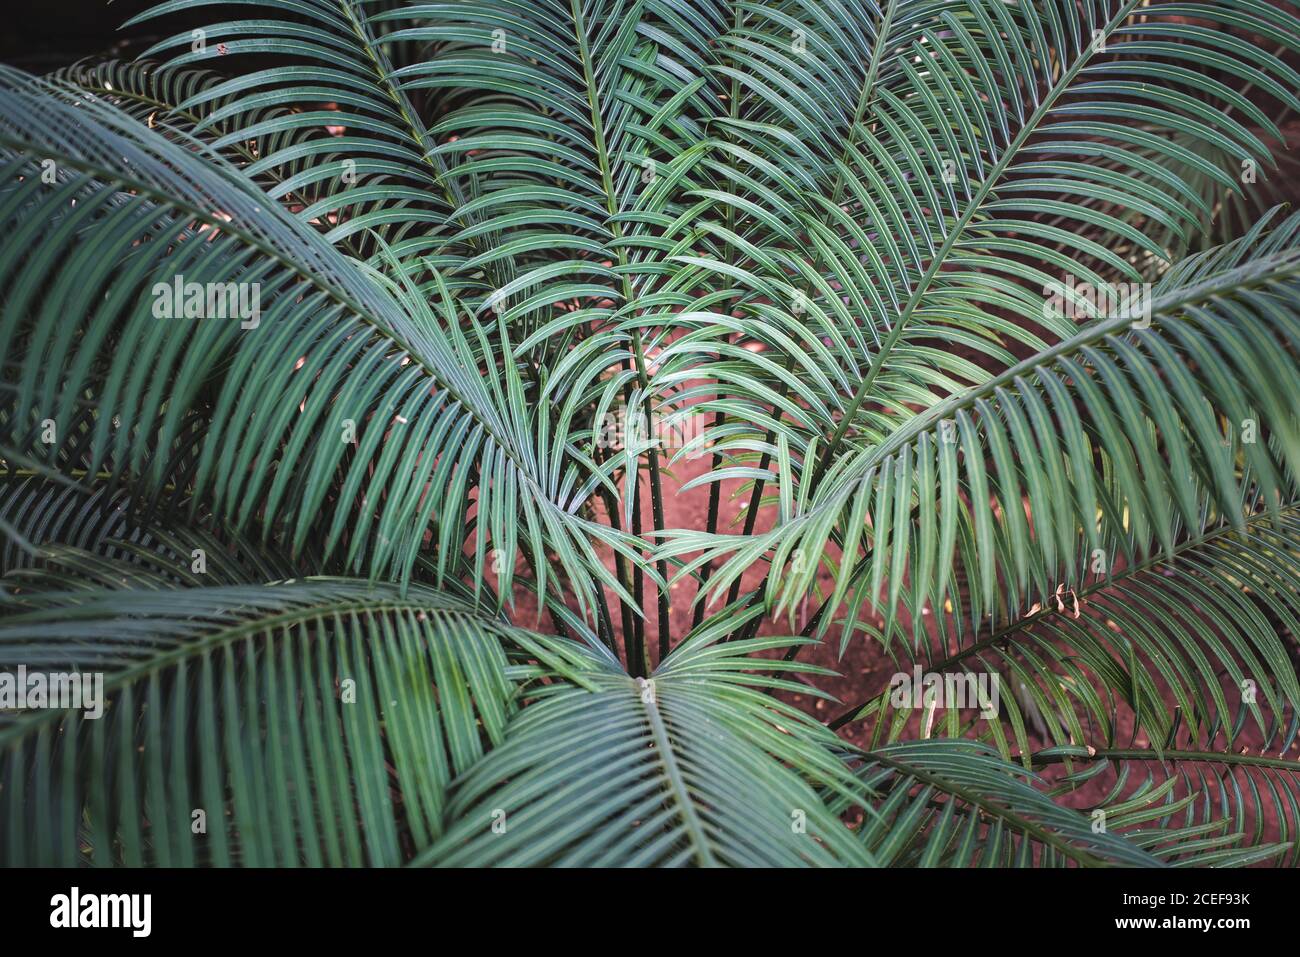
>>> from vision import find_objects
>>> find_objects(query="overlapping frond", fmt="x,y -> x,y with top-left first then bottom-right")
45,58 -> 379,259
653,1 -> 1300,622
0,579 -> 570,865
0,65 -> 641,617
833,500 -> 1300,766
842,739 -> 1161,866
666,212 -> 1300,647
422,635 -> 874,866
1035,745 -> 1300,867
3,0 -> 1300,869
124,0 -> 460,253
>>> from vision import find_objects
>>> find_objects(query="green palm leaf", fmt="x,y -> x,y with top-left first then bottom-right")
421,634 -> 874,866
1034,745 -> 1300,867
0,578 -> 570,866
3,0 -> 1300,869
832,500 -> 1300,766
667,212 -> 1300,644
0,65 -> 641,618
845,739 -> 1162,866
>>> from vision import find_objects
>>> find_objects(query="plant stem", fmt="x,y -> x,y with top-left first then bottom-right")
570,0 -> 670,667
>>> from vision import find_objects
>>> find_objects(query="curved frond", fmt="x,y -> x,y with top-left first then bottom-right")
0,65 -> 640,618
668,211 -> 1300,645
5,0 -> 1300,870
0,578 -> 566,866
833,500 -> 1300,770
1035,745 -> 1300,867
423,635 -> 874,866
844,739 -> 1161,866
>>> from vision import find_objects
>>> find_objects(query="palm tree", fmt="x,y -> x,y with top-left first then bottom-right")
2,0 -> 1300,867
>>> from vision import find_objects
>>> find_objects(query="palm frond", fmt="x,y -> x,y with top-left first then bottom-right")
124,0 -> 459,254
654,0 -> 1300,633
1034,745 -> 1300,867
843,739 -> 1161,866
4,0 -> 1300,869
422,635 -> 874,866
0,65 -> 641,618
667,211 -> 1300,646
833,499 -> 1300,767
0,578 -> 569,866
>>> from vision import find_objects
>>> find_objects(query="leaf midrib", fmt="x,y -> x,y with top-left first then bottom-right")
829,499 -> 1300,730
0,592 -> 484,746
638,678 -> 719,866
811,0 -> 1148,485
